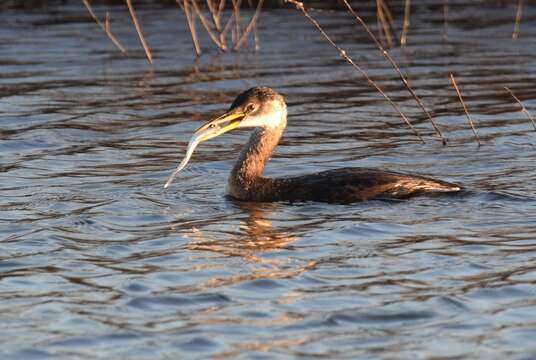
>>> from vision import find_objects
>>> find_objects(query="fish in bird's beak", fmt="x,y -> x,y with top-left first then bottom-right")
163,110 -> 247,188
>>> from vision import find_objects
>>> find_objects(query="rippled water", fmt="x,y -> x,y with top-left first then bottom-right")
2,2 -> 536,359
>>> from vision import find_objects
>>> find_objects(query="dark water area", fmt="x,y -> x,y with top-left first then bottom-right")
1,2 -> 536,359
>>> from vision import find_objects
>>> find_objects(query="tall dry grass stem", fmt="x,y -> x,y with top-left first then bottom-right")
376,0 -> 396,48
231,0 -> 242,44
206,0 -> 228,48
82,0 -> 127,54
284,0 -> 424,143
234,0 -> 264,50
126,0 -> 153,64
401,0 -> 411,45
248,0 -> 261,51
513,0 -> 524,39
178,0 -> 263,53
449,74 -> 481,146
505,87 -> 536,131
190,0 -> 228,50
177,0 -> 203,56
340,0 -> 446,144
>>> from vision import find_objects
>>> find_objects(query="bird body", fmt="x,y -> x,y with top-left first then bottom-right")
165,87 -> 461,203
227,167 -> 459,203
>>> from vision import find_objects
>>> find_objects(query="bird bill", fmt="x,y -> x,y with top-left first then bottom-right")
163,111 -> 246,188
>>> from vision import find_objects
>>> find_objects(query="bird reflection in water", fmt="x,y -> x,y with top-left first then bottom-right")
174,202 -> 316,289
184,201 -> 298,258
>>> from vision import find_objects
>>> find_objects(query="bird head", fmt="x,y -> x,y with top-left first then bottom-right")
164,87 -> 286,188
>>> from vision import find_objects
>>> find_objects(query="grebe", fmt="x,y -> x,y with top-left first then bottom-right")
164,87 -> 460,203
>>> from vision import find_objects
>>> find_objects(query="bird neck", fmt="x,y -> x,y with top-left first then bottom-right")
228,111 -> 287,197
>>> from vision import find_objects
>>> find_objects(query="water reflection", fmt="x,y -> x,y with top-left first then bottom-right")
178,201 -> 309,290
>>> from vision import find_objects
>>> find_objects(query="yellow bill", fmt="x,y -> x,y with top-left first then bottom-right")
164,111 -> 246,188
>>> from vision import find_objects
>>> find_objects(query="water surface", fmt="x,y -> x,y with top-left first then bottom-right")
1,2 -> 536,359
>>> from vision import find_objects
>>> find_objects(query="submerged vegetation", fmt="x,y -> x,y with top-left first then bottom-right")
79,0 -> 535,144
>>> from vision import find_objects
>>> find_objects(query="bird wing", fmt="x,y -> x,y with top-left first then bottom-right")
273,167 -> 460,203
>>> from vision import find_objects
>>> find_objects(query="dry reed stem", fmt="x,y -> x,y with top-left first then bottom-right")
206,0 -> 222,30
221,0 -> 236,36
401,0 -> 411,45
191,0 -> 227,50
252,20 -> 260,51
449,74 -> 481,146
247,0 -> 260,51
513,0 -> 523,39
179,0 -> 261,54
216,0 -> 232,48
234,0 -> 264,50
125,0 -> 153,64
81,0 -> 127,54
206,0 -> 226,48
177,0 -> 202,56
381,0 -> 397,43
376,2 -> 388,47
505,87 -> 536,131
376,0 -> 386,47
376,0 -> 395,48
221,9 -> 236,41
218,0 -> 226,14
105,12 -> 110,32
383,3 -> 395,26
340,0 -> 446,144
284,0 -> 424,143
231,0 -> 242,44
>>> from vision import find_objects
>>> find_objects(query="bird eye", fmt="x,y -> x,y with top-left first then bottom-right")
245,104 -> 256,114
